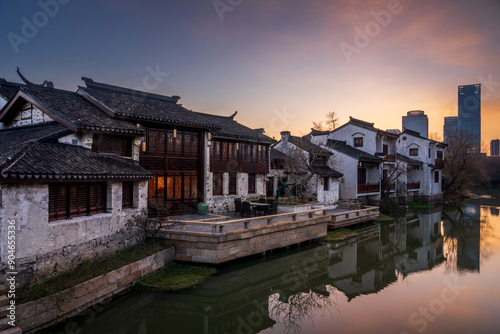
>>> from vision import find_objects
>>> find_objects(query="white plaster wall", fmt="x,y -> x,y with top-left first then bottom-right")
9,103 -> 55,128
0,180 -> 148,283
317,177 -> 340,204
310,134 -> 328,146
331,152 -> 358,199
328,123 -> 377,155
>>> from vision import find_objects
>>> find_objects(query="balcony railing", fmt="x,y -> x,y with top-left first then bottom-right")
358,182 -> 380,194
407,181 -> 420,190
384,154 -> 396,162
434,159 -> 445,169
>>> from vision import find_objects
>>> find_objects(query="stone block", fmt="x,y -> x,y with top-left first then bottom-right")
0,327 -> 22,334
34,295 -> 57,315
18,308 -> 57,332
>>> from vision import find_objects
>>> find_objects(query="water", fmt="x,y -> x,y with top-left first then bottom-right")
44,202 -> 500,334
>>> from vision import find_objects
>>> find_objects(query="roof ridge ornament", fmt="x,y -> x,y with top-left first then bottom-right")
16,67 -> 54,88
230,110 -> 237,119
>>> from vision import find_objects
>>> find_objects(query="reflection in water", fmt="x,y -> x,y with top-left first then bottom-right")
44,204 -> 497,334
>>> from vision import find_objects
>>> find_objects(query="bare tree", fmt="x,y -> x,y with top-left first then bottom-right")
280,142 -> 332,202
312,121 -> 324,131
325,111 -> 339,131
443,133 -> 487,198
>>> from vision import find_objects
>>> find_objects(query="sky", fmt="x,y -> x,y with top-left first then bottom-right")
1,0 -> 499,153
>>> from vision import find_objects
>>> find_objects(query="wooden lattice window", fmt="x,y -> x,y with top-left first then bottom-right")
410,148 -> 418,156
213,172 -> 223,196
354,137 -> 363,147
229,173 -> 237,195
248,173 -> 256,194
49,182 -> 107,221
122,182 -> 134,209
92,134 -> 132,157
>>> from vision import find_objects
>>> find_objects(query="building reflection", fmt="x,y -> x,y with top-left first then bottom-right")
442,204 -> 481,273
54,205 -> 485,334
326,208 -> 445,300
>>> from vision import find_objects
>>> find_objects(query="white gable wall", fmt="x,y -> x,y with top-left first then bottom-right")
328,123 -> 378,155
7,102 -> 56,128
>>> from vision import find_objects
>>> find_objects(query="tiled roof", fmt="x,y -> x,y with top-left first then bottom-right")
326,139 -> 383,163
0,122 -> 69,165
195,112 -> 275,143
0,141 -> 152,180
311,165 -> 343,178
309,129 -> 331,136
401,129 -> 447,147
79,81 -> 220,129
0,79 -> 23,101
288,135 -> 332,156
396,154 -> 423,166
14,86 -> 143,134
270,147 -> 288,160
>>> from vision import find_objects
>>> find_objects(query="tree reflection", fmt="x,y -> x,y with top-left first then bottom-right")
268,285 -> 339,334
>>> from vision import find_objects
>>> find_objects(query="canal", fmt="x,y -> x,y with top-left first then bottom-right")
43,201 -> 500,334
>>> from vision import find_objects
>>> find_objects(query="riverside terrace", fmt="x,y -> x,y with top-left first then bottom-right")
149,206 -> 379,263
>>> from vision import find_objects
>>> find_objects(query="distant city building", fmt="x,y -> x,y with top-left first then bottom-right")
458,84 -> 481,152
443,116 -> 458,143
491,139 -> 500,156
402,110 -> 428,138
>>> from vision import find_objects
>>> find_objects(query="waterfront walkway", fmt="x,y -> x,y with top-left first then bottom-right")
153,206 -> 379,264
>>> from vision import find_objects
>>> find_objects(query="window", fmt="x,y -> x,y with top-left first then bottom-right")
213,172 -> 223,196
435,171 -> 440,183
410,148 -> 418,156
354,137 -> 363,147
229,173 -> 237,195
92,134 -> 132,157
383,144 -> 388,154
122,182 -> 134,209
49,182 -> 107,221
428,148 -> 431,158
437,150 -> 443,160
248,173 -> 256,194
323,178 -> 329,191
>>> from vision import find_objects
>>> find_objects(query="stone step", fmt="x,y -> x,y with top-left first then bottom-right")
0,296 -> 8,307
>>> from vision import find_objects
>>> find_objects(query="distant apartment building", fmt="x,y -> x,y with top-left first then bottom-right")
443,116 -> 458,143
491,139 -> 500,156
402,110 -> 428,138
458,84 -> 481,152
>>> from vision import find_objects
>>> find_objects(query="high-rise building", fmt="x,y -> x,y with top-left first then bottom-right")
491,139 -> 500,156
443,116 -> 458,143
402,110 -> 428,138
458,84 -> 481,152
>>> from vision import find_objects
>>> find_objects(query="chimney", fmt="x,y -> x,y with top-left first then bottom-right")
280,131 -> 291,142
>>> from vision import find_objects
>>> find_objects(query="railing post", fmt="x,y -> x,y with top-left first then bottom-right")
267,218 -> 271,225
244,221 -> 249,229
292,214 -> 297,221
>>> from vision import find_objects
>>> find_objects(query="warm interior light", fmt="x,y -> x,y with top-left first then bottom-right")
173,129 -> 177,138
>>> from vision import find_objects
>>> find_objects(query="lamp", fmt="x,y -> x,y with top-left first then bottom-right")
173,128 -> 177,138
321,178 -> 324,185
141,141 -> 146,152
258,145 -> 261,152
207,133 -> 211,141
236,142 -> 239,150
136,123 -> 140,128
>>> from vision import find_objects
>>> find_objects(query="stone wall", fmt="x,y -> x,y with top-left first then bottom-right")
159,214 -> 329,264
16,247 -> 174,333
0,181 -> 149,286
9,103 -> 55,128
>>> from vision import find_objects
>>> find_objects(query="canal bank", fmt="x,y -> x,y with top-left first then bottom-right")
39,200 -> 500,334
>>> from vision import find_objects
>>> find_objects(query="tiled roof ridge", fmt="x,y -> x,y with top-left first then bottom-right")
81,78 -> 179,104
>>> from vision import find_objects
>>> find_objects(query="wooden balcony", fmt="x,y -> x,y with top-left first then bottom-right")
434,159 -> 445,169
384,154 -> 396,162
407,181 -> 420,190
358,182 -> 380,194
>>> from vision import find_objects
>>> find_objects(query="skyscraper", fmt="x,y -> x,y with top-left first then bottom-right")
458,84 -> 481,152
402,110 -> 428,138
443,116 -> 458,143
491,139 -> 500,156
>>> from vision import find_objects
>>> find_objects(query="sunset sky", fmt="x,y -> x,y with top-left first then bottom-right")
1,0 -> 499,153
